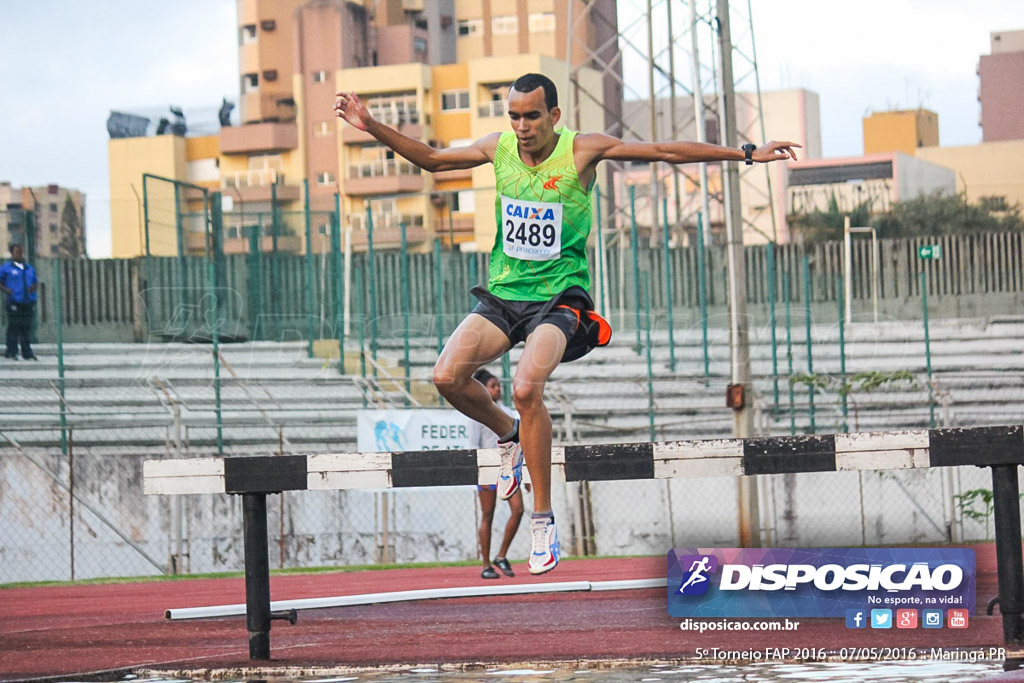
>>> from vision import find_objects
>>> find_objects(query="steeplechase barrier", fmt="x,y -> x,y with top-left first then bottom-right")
143,425 -> 1024,660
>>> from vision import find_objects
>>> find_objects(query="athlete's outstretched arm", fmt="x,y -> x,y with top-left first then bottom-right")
335,91 -> 498,172
577,133 -> 800,167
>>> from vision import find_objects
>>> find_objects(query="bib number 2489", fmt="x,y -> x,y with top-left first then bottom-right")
500,195 -> 562,261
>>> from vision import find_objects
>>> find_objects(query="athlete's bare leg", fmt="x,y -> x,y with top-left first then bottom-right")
477,486 -> 497,566
511,323 -> 567,513
433,313 -> 516,437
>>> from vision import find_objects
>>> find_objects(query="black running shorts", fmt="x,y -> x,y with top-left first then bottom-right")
470,289 -> 586,347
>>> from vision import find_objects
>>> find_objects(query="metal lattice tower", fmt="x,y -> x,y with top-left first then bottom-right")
567,0 -> 778,247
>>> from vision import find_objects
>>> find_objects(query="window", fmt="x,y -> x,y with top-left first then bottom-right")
313,121 -> 332,136
50,245 -> 59,255
316,171 -> 336,186
413,37 -> 428,54
492,15 -> 518,34
240,24 -> 257,45
456,190 -> 475,213
49,223 -> 57,233
226,226 -> 239,239
313,70 -> 328,83
49,203 -> 58,212
317,223 -> 329,235
441,90 -> 470,111
242,73 -> 259,93
414,18 -> 428,30
528,12 -> 556,32
457,19 -> 482,36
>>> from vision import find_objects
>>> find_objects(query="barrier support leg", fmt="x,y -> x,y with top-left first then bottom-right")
243,492 -> 272,660
991,464 -> 1024,647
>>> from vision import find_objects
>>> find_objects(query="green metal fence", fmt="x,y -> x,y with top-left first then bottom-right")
10,180 -> 1024,354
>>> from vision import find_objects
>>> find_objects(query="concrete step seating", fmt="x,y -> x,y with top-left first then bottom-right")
2,317 -> 1022,451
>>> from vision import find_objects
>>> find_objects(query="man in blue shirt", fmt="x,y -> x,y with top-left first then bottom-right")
0,244 -> 39,360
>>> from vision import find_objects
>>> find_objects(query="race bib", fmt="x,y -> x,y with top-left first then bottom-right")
500,195 -> 562,261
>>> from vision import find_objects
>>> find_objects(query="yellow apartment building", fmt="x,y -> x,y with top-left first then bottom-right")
334,54 -> 604,252
108,0 -> 619,257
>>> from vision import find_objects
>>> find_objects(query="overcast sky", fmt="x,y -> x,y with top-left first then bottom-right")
0,1 -> 1019,258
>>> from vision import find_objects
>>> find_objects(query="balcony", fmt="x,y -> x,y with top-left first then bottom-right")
345,160 -> 423,195
345,212 -> 425,232
435,214 -> 476,247
478,100 -> 508,118
221,170 -> 301,203
220,120 -> 298,154
341,105 -> 424,143
239,91 -> 297,125
343,121 -> 423,144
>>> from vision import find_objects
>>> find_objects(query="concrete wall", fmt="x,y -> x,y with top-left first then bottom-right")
893,152 -> 957,199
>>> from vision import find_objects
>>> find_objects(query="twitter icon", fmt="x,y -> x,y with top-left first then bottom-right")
870,609 -> 893,629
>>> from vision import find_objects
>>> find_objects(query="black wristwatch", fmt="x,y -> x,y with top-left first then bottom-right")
742,143 -> 757,165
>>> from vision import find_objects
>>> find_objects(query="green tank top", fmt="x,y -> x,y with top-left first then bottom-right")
489,129 -> 593,301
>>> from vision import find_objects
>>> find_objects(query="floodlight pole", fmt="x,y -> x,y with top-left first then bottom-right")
717,0 -> 759,547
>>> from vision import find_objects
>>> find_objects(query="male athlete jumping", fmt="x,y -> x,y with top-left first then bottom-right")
336,73 -> 799,574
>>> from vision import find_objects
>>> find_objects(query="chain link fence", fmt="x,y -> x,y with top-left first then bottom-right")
2,357 -> 1023,584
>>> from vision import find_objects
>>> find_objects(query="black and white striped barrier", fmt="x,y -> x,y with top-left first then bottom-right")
143,425 -> 1024,660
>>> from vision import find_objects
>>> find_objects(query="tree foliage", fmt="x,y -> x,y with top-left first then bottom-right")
786,194 -> 871,243
59,196 -> 83,258
788,191 -> 1024,244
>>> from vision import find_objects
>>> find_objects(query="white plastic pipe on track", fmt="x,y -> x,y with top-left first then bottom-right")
165,577 -> 668,620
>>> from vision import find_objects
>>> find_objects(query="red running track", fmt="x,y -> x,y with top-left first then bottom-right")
0,544 -> 1014,681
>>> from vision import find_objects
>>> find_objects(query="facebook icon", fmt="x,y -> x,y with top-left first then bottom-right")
846,609 -> 867,629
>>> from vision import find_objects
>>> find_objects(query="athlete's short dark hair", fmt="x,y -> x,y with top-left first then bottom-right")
510,73 -> 558,110
473,368 -> 497,384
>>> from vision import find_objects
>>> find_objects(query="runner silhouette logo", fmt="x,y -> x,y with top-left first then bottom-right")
676,554 -> 718,596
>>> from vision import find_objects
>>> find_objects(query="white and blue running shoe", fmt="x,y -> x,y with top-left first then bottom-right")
528,514 -> 560,575
497,439 -> 524,500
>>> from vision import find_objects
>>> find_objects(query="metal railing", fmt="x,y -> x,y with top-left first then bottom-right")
366,103 -> 420,127
347,159 -> 422,179
222,168 -> 280,188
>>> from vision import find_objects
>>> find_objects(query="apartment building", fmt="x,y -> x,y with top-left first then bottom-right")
108,0 -> 619,257
1,181 -> 86,258
978,29 -> 1024,143
338,53 -> 604,252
